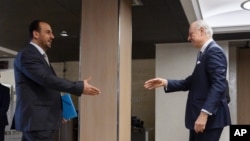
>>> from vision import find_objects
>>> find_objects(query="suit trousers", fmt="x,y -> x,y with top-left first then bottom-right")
22,130 -> 55,141
189,128 -> 223,141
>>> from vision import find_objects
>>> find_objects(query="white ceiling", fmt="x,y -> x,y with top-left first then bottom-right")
182,0 -> 250,33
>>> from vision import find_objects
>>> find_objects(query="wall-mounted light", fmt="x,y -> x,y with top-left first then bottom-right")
241,0 -> 250,10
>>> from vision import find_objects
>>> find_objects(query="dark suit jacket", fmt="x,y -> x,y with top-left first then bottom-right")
165,41 -> 231,130
0,84 -> 10,127
13,44 -> 83,131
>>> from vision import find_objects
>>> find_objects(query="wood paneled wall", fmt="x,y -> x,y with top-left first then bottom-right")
79,0 -> 131,141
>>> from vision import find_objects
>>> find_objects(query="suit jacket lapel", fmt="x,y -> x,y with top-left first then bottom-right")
199,41 -> 216,61
29,44 -> 51,69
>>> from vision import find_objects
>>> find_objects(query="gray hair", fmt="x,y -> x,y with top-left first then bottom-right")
195,20 -> 213,37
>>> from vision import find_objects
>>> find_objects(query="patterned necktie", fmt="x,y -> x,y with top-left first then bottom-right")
197,51 -> 202,61
43,53 -> 50,65
196,51 -> 202,65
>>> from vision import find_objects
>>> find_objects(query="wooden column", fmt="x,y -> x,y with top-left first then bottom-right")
79,0 -> 132,141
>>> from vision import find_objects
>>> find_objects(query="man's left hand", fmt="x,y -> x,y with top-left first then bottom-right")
194,111 -> 208,133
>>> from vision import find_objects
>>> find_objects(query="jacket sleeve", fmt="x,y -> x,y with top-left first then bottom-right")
164,75 -> 192,93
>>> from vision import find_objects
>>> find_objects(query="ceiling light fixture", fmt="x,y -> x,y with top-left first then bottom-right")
60,31 -> 68,37
132,0 -> 143,6
241,0 -> 250,10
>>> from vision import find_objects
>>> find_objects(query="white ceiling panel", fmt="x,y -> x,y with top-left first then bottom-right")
182,0 -> 250,33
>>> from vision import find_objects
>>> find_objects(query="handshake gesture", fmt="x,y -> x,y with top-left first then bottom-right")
83,77 -> 101,95
144,78 -> 167,90
82,77 -> 168,95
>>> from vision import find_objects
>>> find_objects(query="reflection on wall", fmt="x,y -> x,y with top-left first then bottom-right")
2,58 -> 156,141
0,58 -> 22,140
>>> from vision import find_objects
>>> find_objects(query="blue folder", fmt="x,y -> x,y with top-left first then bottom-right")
61,94 -> 77,120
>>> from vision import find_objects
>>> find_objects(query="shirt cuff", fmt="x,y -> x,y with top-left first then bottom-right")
164,86 -> 167,92
201,109 -> 212,116
163,79 -> 167,91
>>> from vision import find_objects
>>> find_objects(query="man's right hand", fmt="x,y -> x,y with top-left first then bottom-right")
144,78 -> 167,90
83,77 -> 101,95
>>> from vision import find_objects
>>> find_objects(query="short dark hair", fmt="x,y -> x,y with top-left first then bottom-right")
29,20 -> 46,40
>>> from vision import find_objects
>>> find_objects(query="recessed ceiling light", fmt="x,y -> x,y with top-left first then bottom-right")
241,0 -> 250,10
132,0 -> 143,6
60,31 -> 68,37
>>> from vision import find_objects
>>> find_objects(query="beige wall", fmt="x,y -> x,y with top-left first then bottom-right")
0,58 -> 15,86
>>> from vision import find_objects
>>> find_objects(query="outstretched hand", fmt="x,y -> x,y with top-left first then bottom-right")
83,77 -> 101,95
144,78 -> 167,90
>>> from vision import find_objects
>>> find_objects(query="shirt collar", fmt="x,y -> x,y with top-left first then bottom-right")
30,42 -> 46,55
200,38 -> 213,53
